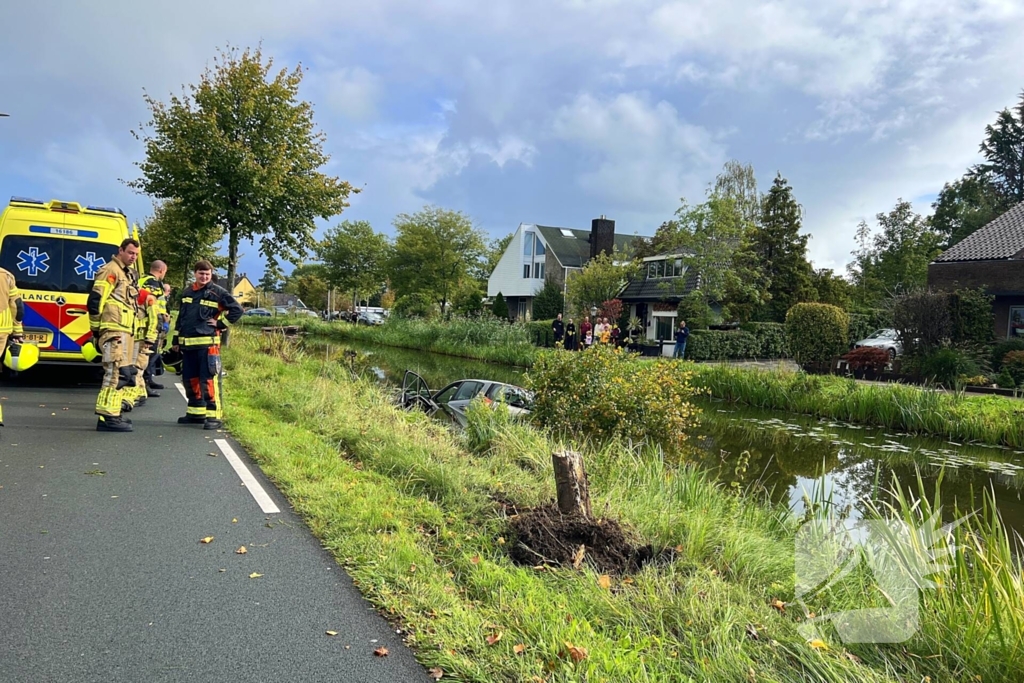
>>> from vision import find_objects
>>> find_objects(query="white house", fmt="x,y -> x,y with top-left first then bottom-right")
487,217 -> 643,320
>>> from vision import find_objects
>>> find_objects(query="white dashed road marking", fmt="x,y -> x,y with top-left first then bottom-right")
173,381 -> 279,514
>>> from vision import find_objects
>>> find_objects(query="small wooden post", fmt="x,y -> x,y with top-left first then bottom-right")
552,450 -> 592,518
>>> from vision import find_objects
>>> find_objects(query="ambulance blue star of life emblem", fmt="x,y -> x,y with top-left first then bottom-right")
16,247 -> 50,277
74,251 -> 106,279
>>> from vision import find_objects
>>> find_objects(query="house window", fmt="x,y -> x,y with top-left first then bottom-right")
535,235 -> 545,255
1010,307 -> 1024,338
674,259 -> 684,277
655,315 -> 676,341
523,264 -> 531,278
534,262 -> 545,279
523,233 -> 533,257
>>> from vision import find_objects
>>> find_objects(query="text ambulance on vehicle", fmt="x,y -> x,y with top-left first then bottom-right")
0,197 -> 142,365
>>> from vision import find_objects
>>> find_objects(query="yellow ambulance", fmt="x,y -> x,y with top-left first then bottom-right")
0,197 -> 141,364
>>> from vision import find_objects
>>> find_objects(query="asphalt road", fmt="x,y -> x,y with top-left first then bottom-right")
0,368 -> 429,683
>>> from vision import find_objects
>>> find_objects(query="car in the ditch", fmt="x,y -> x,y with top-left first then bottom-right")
400,371 -> 533,427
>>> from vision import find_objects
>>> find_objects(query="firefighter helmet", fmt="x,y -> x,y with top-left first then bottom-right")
80,340 -> 101,363
161,347 -> 183,375
4,341 -> 40,372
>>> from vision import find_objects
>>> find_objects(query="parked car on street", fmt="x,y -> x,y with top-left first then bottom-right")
356,311 -> 385,326
244,308 -> 272,317
400,371 -> 533,428
853,328 -> 902,359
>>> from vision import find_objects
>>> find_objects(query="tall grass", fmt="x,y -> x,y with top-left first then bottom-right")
221,328 -> 1024,682
693,363 -> 1024,448
240,315 -> 539,366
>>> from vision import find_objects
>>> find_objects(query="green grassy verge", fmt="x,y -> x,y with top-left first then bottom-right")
691,363 -> 1024,448
238,316 -> 538,367
222,330 -> 1022,682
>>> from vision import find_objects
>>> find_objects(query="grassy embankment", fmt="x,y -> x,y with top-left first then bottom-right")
239,315 -> 537,367
222,329 -> 1022,682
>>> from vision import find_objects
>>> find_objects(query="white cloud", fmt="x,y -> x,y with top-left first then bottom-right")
552,92 -> 725,211
313,67 -> 382,122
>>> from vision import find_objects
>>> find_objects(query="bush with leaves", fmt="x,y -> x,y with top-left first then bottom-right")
685,330 -> 759,361
891,290 -> 952,358
742,322 -> 789,358
491,292 -> 509,319
912,348 -> 981,388
840,347 -> 892,373
785,303 -> 850,367
948,287 -> 994,347
848,309 -> 892,344
990,339 -> 1024,372
526,345 -> 701,454
531,278 -> 564,320
1002,350 -> 1024,387
392,292 -> 438,319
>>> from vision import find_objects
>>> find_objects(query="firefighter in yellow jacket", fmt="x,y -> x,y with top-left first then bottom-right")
87,239 -> 140,432
0,266 -> 25,427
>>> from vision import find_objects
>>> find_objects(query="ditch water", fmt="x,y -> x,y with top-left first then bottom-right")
305,336 -> 1024,537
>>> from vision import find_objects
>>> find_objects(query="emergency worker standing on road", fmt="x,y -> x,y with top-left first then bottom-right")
173,260 -> 243,430
87,239 -> 140,433
0,266 -> 25,427
139,260 -> 168,396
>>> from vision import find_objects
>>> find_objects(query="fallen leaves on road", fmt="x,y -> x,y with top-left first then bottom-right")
84,470 -> 106,476
236,546 -> 247,554
374,646 -> 389,657
326,630 -> 338,636
232,518 -> 238,523
428,667 -> 443,680
485,632 -> 502,646
249,572 -> 263,579
208,452 -> 217,457
199,536 -> 214,544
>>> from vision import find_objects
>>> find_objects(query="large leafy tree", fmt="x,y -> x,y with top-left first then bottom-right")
316,220 -> 391,308
975,91 -> 1024,203
130,46 -> 357,290
257,265 -> 283,293
666,196 -> 769,323
847,199 -> 942,308
810,268 -> 852,310
752,174 -> 816,321
138,199 -> 226,288
712,160 -> 762,227
929,174 -> 1005,249
283,263 -> 329,311
390,206 -> 486,315
565,251 -> 638,317
532,277 -> 565,320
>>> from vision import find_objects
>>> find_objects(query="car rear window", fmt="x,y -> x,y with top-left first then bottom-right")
0,235 -> 114,293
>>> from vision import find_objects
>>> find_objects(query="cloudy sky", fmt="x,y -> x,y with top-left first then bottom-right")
2,0 -> 1023,280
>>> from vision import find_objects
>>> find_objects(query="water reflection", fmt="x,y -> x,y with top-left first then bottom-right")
303,336 -> 1024,536
692,402 -> 1024,536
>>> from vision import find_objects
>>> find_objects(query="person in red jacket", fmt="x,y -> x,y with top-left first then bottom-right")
172,260 -> 244,430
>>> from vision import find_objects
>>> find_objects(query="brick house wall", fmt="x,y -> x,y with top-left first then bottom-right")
928,260 -> 1024,338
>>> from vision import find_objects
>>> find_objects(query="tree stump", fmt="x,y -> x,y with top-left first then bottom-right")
552,450 -> 592,519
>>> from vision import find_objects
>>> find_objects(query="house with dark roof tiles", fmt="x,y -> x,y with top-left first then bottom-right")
928,202 -> 1024,339
486,217 -> 645,320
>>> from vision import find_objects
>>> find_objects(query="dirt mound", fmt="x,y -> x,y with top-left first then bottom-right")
508,503 -> 667,575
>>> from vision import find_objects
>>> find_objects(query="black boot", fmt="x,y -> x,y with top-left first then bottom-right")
178,414 -> 206,424
203,418 -> 223,430
146,388 -> 162,398
96,415 -> 133,432
121,400 -> 133,413
135,397 -> 147,408
148,381 -> 165,390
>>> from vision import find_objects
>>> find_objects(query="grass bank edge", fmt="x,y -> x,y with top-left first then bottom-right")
220,331 -> 1023,682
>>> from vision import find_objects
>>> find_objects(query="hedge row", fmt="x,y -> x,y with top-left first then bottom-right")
685,323 -> 789,361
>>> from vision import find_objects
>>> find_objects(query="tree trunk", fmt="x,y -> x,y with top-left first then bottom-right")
551,450 -> 591,518
226,227 -> 239,297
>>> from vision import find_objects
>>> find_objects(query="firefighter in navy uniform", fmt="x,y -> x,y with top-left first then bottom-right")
87,239 -> 140,433
139,260 -> 168,393
1,266 -> 26,427
173,260 -> 243,430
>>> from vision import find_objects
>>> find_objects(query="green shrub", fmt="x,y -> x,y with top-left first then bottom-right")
393,292 -> 438,319
996,369 -> 1018,389
491,292 -> 509,319
526,345 -> 701,453
686,329 -> 758,361
1003,350 -> 1024,386
914,348 -> 980,387
742,322 -> 789,358
948,287 -> 994,347
525,319 -> 555,348
785,303 -> 849,366
531,279 -> 564,320
990,339 -> 1024,371
848,309 -> 891,343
